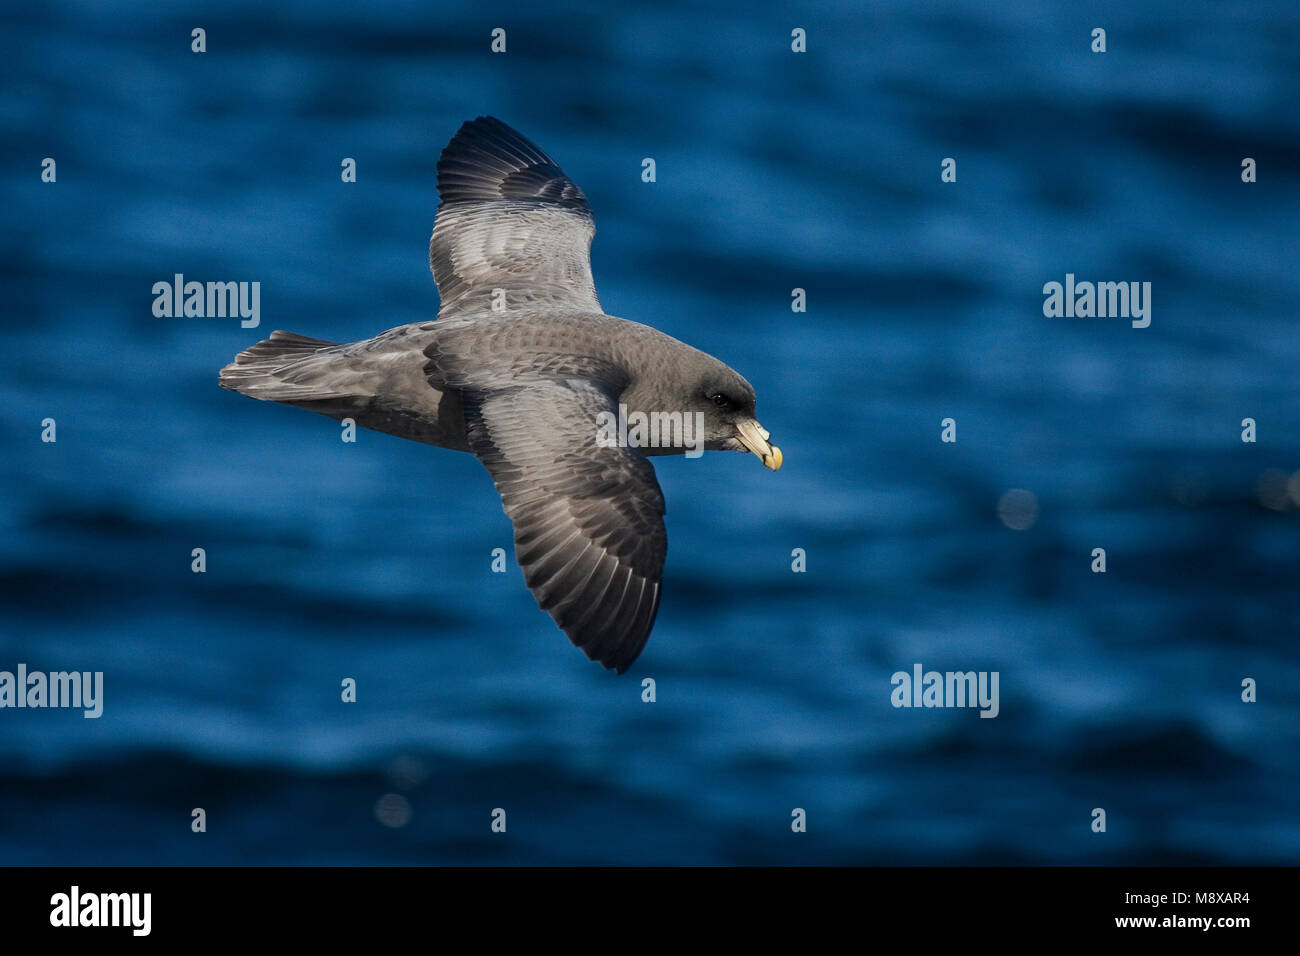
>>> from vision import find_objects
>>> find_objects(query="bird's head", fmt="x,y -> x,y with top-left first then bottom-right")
621,348 -> 782,469
690,366 -> 782,470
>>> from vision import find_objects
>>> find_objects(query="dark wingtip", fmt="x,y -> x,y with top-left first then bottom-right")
592,597 -> 659,676
436,116 -> 589,210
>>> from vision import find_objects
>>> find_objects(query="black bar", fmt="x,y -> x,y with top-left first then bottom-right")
1,866 -> 1279,941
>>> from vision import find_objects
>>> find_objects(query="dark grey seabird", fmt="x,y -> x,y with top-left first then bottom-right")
220,116 -> 782,673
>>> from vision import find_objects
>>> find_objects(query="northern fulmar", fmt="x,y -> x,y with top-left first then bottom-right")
220,116 -> 782,673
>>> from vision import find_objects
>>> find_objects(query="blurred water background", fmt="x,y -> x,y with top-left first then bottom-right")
1,0 -> 1298,864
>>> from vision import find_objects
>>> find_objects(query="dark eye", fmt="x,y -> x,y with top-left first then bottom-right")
709,392 -> 730,408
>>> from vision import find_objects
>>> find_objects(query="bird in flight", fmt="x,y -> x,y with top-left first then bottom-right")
220,116 -> 782,673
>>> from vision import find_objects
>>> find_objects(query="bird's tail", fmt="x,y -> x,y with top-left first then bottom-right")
219,330 -> 345,402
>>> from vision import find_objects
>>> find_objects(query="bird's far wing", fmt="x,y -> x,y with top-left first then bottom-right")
431,116 -> 601,318
458,378 -> 666,673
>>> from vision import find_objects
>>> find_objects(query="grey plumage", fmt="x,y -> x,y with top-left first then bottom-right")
431,115 -> 601,317
220,116 -> 781,673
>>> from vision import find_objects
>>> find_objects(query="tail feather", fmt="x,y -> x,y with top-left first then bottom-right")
219,326 -> 469,449
219,330 -> 348,401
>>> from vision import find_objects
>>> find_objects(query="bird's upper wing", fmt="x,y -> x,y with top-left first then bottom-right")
451,377 -> 666,673
431,116 -> 601,318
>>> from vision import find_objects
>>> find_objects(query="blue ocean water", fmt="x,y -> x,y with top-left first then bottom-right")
1,0 -> 1298,864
